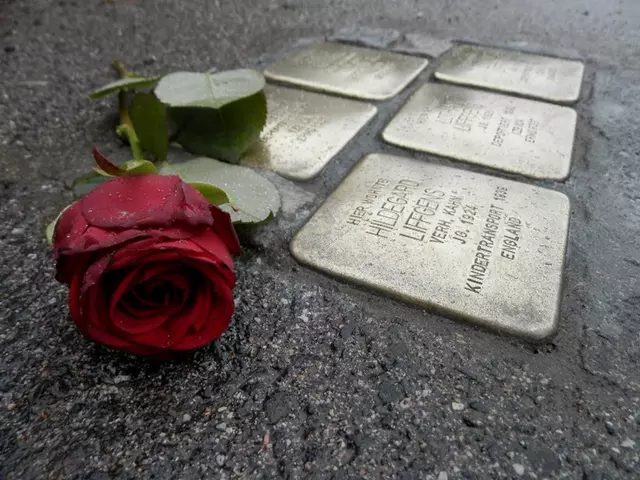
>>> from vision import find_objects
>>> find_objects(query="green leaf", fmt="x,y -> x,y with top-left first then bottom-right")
160,157 -> 280,224
88,76 -> 161,99
72,170 -> 110,199
45,205 -> 72,245
45,219 -> 57,245
92,167 -> 115,177
188,182 -> 232,206
155,69 -> 266,109
155,70 -> 267,163
121,158 -> 158,175
129,92 -> 169,161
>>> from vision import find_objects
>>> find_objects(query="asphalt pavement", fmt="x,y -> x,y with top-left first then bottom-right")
1,1 -> 639,478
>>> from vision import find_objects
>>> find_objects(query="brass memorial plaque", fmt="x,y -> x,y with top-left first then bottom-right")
291,153 -> 570,340
241,86 -> 377,180
264,43 -> 428,100
382,83 -> 577,180
435,44 -> 585,103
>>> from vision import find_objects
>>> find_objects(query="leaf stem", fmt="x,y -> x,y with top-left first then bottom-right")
112,59 -> 144,161
117,90 -> 133,128
116,124 -> 143,161
112,59 -> 134,79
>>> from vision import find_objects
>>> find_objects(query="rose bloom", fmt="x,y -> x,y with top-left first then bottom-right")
53,174 -> 241,357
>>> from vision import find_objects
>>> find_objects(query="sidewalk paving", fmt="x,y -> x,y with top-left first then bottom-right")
1,1 -> 639,478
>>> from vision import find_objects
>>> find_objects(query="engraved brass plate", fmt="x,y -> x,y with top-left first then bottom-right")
435,44 -> 585,103
241,86 -> 377,180
382,83 -> 577,180
264,42 -> 428,100
291,153 -> 570,340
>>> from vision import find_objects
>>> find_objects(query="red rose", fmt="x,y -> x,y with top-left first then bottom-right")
53,174 -> 241,357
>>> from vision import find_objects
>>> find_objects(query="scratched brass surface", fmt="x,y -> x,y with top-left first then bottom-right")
264,42 -> 428,100
291,153 -> 570,340
241,86 -> 377,180
382,82 -> 577,180
435,44 -> 585,103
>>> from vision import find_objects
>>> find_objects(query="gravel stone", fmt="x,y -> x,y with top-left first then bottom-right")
377,379 -> 404,405
462,412 -> 484,428
525,444 -> 561,475
605,421 -> 617,436
469,400 -> 490,413
264,391 -> 291,423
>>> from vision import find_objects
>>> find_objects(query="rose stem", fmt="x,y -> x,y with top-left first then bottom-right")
112,59 -> 144,161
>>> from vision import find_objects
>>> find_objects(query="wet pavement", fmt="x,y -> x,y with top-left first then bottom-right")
1,1 -> 639,478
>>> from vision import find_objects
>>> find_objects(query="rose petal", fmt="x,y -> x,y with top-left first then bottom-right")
162,294 -> 202,346
108,237 -> 235,287
150,235 -> 236,288
67,260 -> 174,357
209,206 -> 241,254
189,230 -> 234,275
173,270 -> 235,350
106,263 -> 188,334
122,324 -> 175,350
85,323 -> 162,356
183,256 -> 235,290
56,252 -> 92,287
54,201 -> 89,254
108,267 -> 143,314
80,252 -> 114,294
108,246 -> 182,271
84,280 -> 112,330
68,271 -> 87,335
81,175 -> 212,230
53,175 -> 220,265
76,280 -> 156,355
110,306 -> 179,336
56,226 -> 201,270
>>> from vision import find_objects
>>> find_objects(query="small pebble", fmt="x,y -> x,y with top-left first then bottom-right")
215,454 -> 225,466
605,421 -> 616,435
11,228 -> 24,235
469,400 -> 490,413
182,413 -> 192,422
451,401 -> 465,411
437,472 -> 448,480
513,464 -> 525,476
113,375 -> 130,384
621,439 -> 635,448
216,422 -> 227,431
